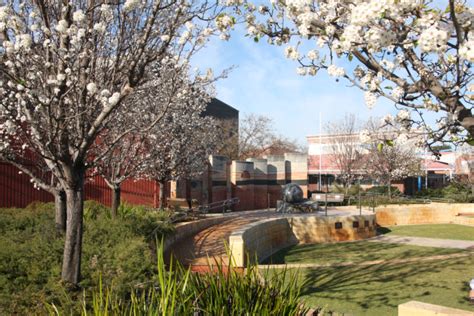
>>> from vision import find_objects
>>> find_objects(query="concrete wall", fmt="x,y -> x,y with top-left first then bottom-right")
247,158 -> 269,209
285,153 -> 308,198
231,161 -> 255,211
290,215 -> 376,243
398,301 -> 474,316
266,155 -> 287,208
210,156 -> 229,203
229,214 -> 376,267
229,218 -> 296,267
453,215 -> 474,226
178,153 -> 309,211
376,203 -> 474,226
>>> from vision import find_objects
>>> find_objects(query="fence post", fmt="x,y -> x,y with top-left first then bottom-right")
358,188 -> 361,216
325,193 -> 328,216
372,195 -> 375,213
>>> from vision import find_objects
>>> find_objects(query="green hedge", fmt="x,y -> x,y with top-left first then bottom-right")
414,182 -> 474,203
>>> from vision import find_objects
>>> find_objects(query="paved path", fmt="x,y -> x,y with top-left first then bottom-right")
260,252 -> 472,269
171,210 -> 276,266
171,208 -> 374,267
368,235 -> 474,249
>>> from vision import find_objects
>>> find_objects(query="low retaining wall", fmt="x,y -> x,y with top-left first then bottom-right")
164,215 -> 237,252
229,214 -> 376,267
376,203 -> 474,226
398,301 -> 473,316
453,215 -> 474,226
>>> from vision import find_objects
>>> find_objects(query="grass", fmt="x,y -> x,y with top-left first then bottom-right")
291,255 -> 474,316
381,224 -> 474,241
263,241 -> 466,265
263,241 -> 474,314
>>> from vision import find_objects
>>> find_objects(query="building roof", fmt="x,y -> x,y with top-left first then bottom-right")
202,98 -> 239,120
421,160 -> 452,171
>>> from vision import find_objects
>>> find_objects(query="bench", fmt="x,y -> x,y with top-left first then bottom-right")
311,193 -> 345,213
311,193 -> 345,204
168,198 -> 191,209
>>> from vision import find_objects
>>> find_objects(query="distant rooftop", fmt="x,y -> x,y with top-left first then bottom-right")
203,98 -> 239,120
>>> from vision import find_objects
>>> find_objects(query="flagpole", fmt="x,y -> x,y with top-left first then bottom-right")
319,112 -> 322,191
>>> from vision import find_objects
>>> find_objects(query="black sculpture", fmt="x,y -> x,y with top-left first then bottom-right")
277,183 -> 318,213
282,183 -> 304,203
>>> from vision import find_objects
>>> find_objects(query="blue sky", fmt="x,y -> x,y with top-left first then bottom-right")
192,25 -> 403,146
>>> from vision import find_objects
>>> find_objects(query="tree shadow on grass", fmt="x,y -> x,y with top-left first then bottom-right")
376,226 -> 392,235
299,255 -> 473,314
263,240 -> 461,265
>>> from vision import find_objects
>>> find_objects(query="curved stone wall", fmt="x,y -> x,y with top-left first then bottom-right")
229,214 -> 376,267
375,203 -> 474,226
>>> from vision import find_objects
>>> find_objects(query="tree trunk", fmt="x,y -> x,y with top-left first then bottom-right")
158,181 -> 165,209
61,168 -> 85,286
111,185 -> 121,219
388,180 -> 392,200
54,189 -> 67,234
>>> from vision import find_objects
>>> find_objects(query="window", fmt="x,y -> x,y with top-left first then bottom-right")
335,222 -> 343,229
353,221 -> 359,228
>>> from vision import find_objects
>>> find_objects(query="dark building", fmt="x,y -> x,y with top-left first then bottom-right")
203,98 -> 239,159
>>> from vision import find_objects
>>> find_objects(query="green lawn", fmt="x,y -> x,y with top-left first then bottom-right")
263,241 -> 474,315
381,224 -> 474,241
269,255 -> 474,316
264,241 -> 466,265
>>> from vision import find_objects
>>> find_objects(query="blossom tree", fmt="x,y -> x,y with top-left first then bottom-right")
361,120 -> 422,198
0,0 -> 226,285
92,60 -> 218,217
238,0 -> 474,148
143,99 -> 219,209
325,114 -> 363,194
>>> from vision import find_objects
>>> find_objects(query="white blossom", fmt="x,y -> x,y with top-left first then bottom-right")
419,25 -> 448,53
296,67 -> 307,76
396,109 -> 411,121
364,91 -> 377,109
87,83 -> 98,95
327,65 -> 345,77
459,38 -> 474,62
284,46 -> 299,60
73,10 -> 85,23
107,93 -> 121,106
123,0 -> 141,12
307,50 -> 318,60
391,86 -> 404,100
56,19 -> 69,33
93,23 -> 106,33
359,130 -> 371,143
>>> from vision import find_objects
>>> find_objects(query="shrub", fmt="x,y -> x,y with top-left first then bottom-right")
365,185 -> 401,196
442,183 -> 474,203
413,187 -> 444,198
52,247 -> 308,315
0,201 -> 173,314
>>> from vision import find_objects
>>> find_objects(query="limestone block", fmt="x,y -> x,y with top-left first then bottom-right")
398,301 -> 474,316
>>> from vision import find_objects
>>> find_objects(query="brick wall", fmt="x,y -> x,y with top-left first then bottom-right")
1,153 -> 311,211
